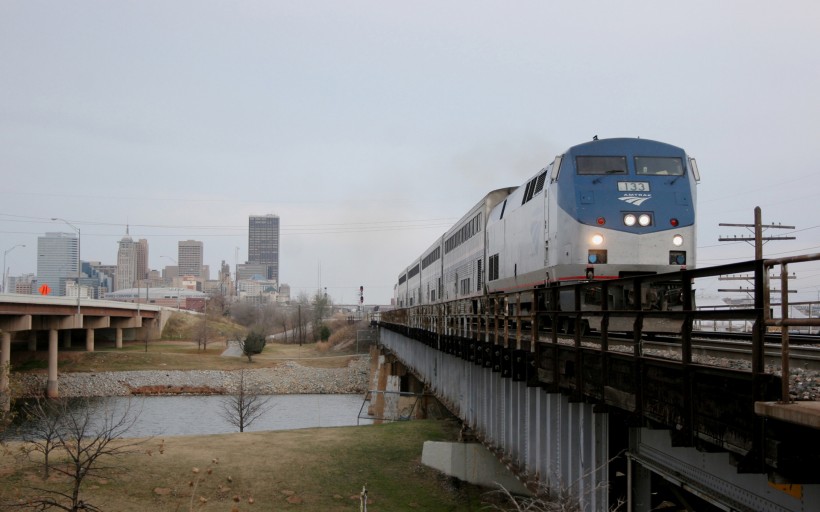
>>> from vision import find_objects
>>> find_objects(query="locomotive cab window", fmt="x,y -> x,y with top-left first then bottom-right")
576,156 -> 627,175
634,156 -> 684,176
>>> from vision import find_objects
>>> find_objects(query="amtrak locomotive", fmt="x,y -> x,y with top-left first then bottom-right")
395,137 -> 699,316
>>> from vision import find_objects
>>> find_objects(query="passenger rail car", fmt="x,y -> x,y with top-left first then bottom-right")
395,137 -> 700,320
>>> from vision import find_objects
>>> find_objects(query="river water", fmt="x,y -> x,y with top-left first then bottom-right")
9,394 -> 372,439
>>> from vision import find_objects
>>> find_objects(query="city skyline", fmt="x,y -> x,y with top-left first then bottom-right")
2,2 -> 820,305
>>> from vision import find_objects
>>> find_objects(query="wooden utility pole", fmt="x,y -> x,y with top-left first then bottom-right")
718,206 -> 797,296
719,206 -> 795,259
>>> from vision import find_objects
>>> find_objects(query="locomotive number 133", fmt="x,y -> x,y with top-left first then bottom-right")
617,182 -> 650,192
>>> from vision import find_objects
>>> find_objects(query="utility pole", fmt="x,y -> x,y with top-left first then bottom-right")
719,206 -> 795,260
718,206 -> 797,298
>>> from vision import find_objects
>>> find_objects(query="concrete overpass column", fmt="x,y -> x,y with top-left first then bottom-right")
28,331 -> 37,352
86,329 -> 95,352
47,329 -> 59,398
115,328 -> 123,349
1,332 -> 10,410
62,330 -> 72,349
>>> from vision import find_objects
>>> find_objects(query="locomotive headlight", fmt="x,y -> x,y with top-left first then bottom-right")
591,233 -> 604,246
672,234 -> 684,247
624,214 -> 637,227
638,214 -> 652,226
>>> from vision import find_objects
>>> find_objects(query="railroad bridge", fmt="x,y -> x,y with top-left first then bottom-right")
0,295 -> 166,398
377,256 -> 820,511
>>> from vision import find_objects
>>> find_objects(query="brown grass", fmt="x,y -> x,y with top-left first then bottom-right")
1,420 -> 492,511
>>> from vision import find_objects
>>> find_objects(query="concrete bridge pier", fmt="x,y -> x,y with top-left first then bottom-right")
115,328 -> 123,349
62,330 -> 72,348
47,329 -> 58,398
86,329 -> 95,352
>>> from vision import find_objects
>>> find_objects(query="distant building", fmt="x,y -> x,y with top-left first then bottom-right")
12,273 -> 35,295
36,232 -> 79,296
279,283 -> 291,302
136,239 -> 149,281
236,263 -> 271,282
116,229 -> 137,292
89,262 -> 117,284
162,265 -> 179,282
248,214 -> 279,282
237,276 -> 279,304
178,240 -> 204,280
105,286 -> 207,311
144,269 -> 165,288
82,262 -> 113,299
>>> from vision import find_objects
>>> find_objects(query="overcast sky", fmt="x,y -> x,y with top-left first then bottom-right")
2,1 -> 820,305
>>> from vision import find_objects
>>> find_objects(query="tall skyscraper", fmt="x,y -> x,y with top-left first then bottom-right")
116,229 -> 137,291
36,232 -> 79,296
178,240 -> 204,279
136,239 -> 149,281
248,214 -> 279,283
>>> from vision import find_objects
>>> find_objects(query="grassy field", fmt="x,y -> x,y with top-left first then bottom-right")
2,313 -> 504,510
1,420 -> 499,511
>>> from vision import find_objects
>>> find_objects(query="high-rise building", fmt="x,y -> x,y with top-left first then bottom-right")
136,239 -> 149,281
248,214 -> 279,283
178,240 -> 204,279
36,232 -> 79,296
116,229 -> 137,291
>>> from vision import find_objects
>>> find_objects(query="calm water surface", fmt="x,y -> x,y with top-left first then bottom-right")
11,394 -> 371,439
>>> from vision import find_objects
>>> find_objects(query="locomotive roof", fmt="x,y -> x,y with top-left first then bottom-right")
566,137 -> 686,155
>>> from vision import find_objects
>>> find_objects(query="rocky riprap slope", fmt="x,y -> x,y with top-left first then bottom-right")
17,357 -> 370,397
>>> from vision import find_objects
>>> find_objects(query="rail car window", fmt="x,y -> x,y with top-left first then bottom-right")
422,247 -> 441,269
522,170 -> 548,205
408,264 -> 420,279
534,171 -> 547,194
489,254 -> 499,281
576,156 -> 627,175
444,213 -> 482,254
634,156 -> 684,176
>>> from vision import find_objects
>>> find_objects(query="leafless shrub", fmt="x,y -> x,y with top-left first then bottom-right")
12,398 -> 146,511
483,452 -> 625,512
220,370 -> 273,432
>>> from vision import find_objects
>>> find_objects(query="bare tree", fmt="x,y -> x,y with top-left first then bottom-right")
229,302 -> 258,327
220,370 -> 273,432
483,452 -> 625,512
18,398 -> 145,512
20,398 -> 64,478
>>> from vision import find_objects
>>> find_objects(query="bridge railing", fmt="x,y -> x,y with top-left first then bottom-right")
380,258 -> 816,402
764,253 -> 820,402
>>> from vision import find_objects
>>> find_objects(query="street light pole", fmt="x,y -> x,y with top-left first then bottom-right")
51,218 -> 81,317
2,244 -> 25,294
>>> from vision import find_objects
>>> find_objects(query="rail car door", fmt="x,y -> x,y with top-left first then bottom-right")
544,156 -> 562,280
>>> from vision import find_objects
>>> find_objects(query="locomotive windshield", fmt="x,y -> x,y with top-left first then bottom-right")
634,156 -> 683,175
576,156 -> 627,175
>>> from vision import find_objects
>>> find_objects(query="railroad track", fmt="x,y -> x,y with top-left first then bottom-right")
528,329 -> 820,371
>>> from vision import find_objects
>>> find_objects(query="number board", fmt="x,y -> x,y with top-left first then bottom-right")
617,182 -> 650,192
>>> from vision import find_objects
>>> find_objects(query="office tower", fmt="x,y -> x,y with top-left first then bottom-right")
136,239 -> 149,281
116,229 -> 137,291
178,240 -> 204,279
248,214 -> 279,282
36,232 -> 78,296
